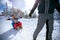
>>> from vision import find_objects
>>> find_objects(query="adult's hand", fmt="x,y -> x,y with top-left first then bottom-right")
29,13 -> 32,17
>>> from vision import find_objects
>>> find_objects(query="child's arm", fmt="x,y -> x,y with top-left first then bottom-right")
6,17 -> 13,20
7,18 -> 10,20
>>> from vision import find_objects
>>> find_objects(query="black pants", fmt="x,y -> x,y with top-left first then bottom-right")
33,14 -> 54,40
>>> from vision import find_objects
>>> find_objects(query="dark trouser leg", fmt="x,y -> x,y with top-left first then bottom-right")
33,14 -> 46,40
46,15 -> 53,40
46,19 -> 49,40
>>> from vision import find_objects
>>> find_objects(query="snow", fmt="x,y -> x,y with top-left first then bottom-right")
0,18 -> 60,40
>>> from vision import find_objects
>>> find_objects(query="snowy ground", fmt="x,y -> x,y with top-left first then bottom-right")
0,16 -> 60,40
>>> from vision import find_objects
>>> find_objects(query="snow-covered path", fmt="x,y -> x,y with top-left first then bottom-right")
0,18 -> 60,40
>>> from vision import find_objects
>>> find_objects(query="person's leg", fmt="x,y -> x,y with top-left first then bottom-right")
12,21 -> 14,28
46,19 -> 49,40
33,14 -> 46,40
46,14 -> 53,40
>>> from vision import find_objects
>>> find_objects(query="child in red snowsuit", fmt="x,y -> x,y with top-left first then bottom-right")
14,21 -> 22,29
7,14 -> 22,30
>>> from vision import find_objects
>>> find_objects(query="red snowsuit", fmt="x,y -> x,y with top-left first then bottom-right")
14,22 -> 22,29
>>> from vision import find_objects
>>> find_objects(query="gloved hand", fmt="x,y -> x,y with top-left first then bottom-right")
29,13 -> 32,17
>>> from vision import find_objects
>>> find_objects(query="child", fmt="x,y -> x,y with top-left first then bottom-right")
7,14 -> 22,30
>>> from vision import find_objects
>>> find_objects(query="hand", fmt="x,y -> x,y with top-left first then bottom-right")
29,10 -> 34,17
29,13 -> 32,17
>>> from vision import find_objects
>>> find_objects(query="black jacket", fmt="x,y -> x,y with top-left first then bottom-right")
38,0 -> 60,13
